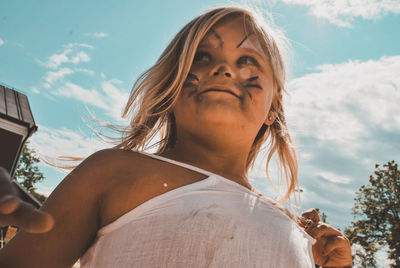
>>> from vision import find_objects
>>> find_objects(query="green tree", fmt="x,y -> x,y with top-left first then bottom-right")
345,161 -> 400,267
15,142 -> 47,203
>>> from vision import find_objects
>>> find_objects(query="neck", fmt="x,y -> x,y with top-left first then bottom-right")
160,128 -> 254,189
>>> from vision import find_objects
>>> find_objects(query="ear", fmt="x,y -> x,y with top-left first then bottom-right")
264,113 -> 276,126
264,90 -> 282,126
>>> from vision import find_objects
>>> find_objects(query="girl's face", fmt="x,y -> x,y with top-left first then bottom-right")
173,16 -> 276,141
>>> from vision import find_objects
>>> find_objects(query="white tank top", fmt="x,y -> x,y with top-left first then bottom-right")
80,153 -> 315,268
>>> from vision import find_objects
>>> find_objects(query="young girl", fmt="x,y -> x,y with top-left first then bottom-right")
0,6 -> 352,267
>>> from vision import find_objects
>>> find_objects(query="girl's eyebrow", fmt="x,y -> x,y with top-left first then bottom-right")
237,33 -> 265,59
210,29 -> 223,46
199,29 -> 223,48
237,33 -> 254,48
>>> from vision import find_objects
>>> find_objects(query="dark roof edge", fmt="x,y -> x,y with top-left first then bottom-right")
0,113 -> 38,133
0,81 -> 28,95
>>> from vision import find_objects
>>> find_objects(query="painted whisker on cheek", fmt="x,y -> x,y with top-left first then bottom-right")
248,76 -> 259,81
245,76 -> 263,90
238,84 -> 253,101
246,90 -> 253,100
246,84 -> 262,90
183,73 -> 200,88
188,73 -> 199,81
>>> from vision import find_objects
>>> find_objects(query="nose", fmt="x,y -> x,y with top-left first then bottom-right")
209,63 -> 236,79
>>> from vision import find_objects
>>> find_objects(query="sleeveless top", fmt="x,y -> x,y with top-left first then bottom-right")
80,153 -> 315,268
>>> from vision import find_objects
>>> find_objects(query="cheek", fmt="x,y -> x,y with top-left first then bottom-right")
253,90 -> 273,111
182,67 -> 204,96
259,75 -> 274,95
252,79 -> 274,115
188,65 -> 208,78
239,67 -> 251,80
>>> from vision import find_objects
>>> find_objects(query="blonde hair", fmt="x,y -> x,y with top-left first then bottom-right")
115,6 -> 298,202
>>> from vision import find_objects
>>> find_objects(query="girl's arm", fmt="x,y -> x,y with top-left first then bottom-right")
0,149 -> 116,267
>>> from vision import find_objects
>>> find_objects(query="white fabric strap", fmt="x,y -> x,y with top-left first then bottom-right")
139,151 -> 215,177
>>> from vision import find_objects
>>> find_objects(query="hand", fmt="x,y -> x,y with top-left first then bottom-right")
299,208 -> 353,267
0,167 -> 54,233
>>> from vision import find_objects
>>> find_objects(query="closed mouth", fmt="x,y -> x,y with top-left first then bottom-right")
201,88 -> 240,98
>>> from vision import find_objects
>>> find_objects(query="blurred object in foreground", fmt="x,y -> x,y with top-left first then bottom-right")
0,82 -> 42,247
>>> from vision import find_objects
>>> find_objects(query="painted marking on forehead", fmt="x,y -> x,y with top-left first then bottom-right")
237,33 -> 264,57
199,29 -> 223,49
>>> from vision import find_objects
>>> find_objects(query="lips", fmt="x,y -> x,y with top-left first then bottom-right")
201,88 -> 240,98
201,84 -> 241,98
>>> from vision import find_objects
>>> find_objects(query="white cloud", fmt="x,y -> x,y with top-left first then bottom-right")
43,67 -> 74,87
75,68 -> 95,76
44,48 -> 71,68
0,38 -> 4,46
45,50 -> 90,69
272,55 -> 400,228
70,51 -> 90,64
300,186 -> 353,210
30,125 -> 109,166
319,171 -> 350,184
64,43 -> 94,49
31,87 -> 40,94
281,0 -> 400,27
42,43 -> 93,69
37,42 -> 127,120
51,79 -> 129,120
250,55 -> 400,232
53,82 -> 109,109
100,79 -> 129,119
286,55 -> 400,155
40,67 -> 94,90
85,32 -> 109,38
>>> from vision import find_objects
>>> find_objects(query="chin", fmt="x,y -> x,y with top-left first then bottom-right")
196,106 -> 241,125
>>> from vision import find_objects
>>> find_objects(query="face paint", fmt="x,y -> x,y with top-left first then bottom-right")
237,34 -> 264,57
183,72 -> 200,97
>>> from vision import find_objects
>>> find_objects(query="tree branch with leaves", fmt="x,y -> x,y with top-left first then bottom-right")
15,142 -> 47,203
345,160 -> 400,267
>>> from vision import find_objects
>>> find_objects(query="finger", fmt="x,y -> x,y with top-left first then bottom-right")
0,167 -> 17,197
297,217 -> 313,229
306,223 -> 343,240
0,202 -> 54,233
0,167 -> 20,214
0,195 -> 21,214
301,208 -> 320,223
0,167 -> 10,179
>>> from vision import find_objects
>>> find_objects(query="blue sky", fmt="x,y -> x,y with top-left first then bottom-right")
1,0 -> 399,265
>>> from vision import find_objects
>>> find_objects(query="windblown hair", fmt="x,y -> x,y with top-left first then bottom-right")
116,6 -> 298,202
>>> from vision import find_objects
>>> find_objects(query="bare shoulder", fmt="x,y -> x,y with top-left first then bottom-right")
98,149 -> 208,228
76,148 -> 153,174
0,148 -> 157,267
82,149 -> 172,226
71,148 -> 159,187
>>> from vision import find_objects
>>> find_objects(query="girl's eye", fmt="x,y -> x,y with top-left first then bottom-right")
193,52 -> 211,63
237,56 -> 258,66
